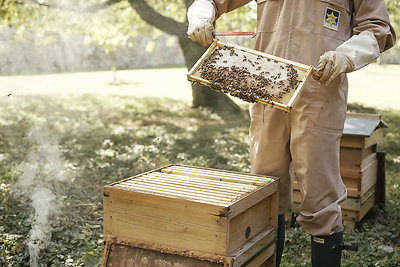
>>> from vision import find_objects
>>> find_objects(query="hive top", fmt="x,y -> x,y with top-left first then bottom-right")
343,113 -> 387,137
107,165 -> 276,207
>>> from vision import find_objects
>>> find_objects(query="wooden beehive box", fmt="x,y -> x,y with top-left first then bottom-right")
102,164 -> 279,266
340,113 -> 386,198
187,39 -> 314,112
292,113 -> 386,230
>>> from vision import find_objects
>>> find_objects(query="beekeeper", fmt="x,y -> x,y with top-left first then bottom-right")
187,0 -> 395,266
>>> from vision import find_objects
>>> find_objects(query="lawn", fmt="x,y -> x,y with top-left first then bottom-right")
0,65 -> 399,266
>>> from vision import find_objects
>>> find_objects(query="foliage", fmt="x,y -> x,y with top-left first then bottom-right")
0,94 -> 399,266
0,0 -> 256,54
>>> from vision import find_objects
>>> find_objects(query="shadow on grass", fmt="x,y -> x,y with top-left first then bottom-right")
0,96 -> 398,266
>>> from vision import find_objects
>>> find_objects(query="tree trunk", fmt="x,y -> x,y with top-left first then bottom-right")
127,0 -> 247,119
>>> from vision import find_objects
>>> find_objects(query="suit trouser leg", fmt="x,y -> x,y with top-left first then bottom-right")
249,77 -> 348,236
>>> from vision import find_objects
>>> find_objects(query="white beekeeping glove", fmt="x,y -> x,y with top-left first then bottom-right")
187,0 -> 216,46
317,31 -> 380,86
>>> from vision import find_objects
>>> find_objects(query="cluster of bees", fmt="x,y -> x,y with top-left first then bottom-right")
198,45 -> 300,103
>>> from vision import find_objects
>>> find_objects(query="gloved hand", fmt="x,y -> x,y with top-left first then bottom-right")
317,31 -> 380,86
187,0 -> 216,46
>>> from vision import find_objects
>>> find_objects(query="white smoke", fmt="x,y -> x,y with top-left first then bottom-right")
14,124 -> 66,267
27,187 -> 57,267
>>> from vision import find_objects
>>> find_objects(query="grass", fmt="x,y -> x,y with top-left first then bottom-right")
0,66 -> 399,266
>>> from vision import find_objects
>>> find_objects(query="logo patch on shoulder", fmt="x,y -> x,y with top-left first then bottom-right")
324,7 -> 340,31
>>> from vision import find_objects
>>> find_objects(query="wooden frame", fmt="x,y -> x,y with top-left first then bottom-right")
187,39 -> 314,112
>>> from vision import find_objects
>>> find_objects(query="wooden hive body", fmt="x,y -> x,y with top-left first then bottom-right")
102,165 -> 278,266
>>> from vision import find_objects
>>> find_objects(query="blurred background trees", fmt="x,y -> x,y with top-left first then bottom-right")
0,0 -> 398,110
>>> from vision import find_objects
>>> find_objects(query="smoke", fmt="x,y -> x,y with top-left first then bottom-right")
14,124 -> 67,267
27,188 -> 57,267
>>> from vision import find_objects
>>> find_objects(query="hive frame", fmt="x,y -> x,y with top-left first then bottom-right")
187,39 -> 314,112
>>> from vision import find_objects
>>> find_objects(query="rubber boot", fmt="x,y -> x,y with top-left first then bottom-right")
311,230 -> 358,267
276,214 -> 285,267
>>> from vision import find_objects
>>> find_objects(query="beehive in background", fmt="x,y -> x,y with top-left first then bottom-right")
102,165 -> 279,266
292,113 -> 387,230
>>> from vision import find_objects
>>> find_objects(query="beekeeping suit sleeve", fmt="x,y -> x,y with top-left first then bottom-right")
187,0 -> 216,46
317,0 -> 396,86
187,0 -> 251,46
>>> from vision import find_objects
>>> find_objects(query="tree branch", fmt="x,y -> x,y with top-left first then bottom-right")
184,0 -> 194,10
127,0 -> 186,36
83,0 -> 123,13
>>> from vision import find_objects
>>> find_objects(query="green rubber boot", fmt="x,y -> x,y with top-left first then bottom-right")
276,214 -> 285,267
311,230 -> 358,267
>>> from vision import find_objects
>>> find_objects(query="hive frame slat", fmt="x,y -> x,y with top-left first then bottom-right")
164,165 -> 273,183
125,173 -> 244,199
162,168 -> 269,186
118,180 -> 232,203
147,172 -> 251,195
144,172 -> 257,191
113,183 -> 229,206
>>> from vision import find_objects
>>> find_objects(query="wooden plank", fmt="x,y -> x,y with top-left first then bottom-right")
157,170 -> 260,190
171,164 -> 278,181
340,155 -> 377,178
102,240 -> 231,267
187,40 -> 218,78
341,177 -> 361,197
162,168 -> 267,186
102,229 -> 277,267
113,183 -> 230,205
103,187 -> 230,255
365,128 -> 384,148
100,241 -> 112,267
340,128 -> 384,149
227,197 -> 272,254
246,243 -> 275,267
340,136 -> 364,148
341,191 -> 375,223
360,160 -> 378,196
340,145 -> 376,169
228,180 -> 278,219
269,191 -> 278,229
287,66 -> 313,108
164,165 -> 274,183
358,190 -> 375,220
145,173 -> 249,195
229,227 -> 275,267
102,243 -> 224,267
123,174 -> 243,200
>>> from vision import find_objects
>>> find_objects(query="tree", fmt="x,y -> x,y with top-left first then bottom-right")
386,0 -> 400,49
125,0 -> 254,118
0,0 -> 256,118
